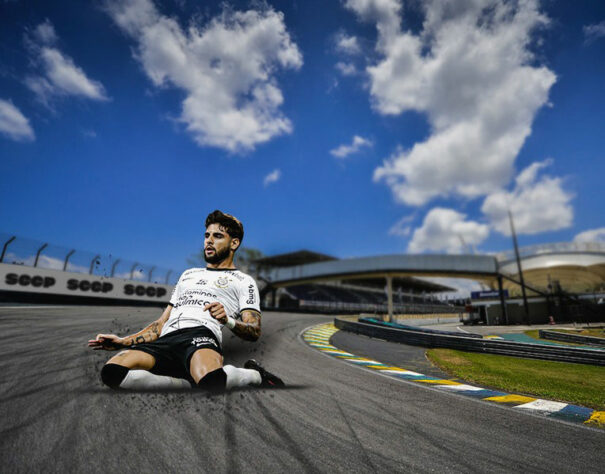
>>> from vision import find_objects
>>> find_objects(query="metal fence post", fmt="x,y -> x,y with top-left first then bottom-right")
148,266 -> 156,282
111,259 -> 121,277
130,262 -> 139,280
0,236 -> 16,263
165,270 -> 173,285
34,243 -> 48,267
63,250 -> 75,271
89,255 -> 100,274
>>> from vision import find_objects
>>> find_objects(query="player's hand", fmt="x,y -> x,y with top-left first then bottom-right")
87,334 -> 125,351
204,302 -> 228,325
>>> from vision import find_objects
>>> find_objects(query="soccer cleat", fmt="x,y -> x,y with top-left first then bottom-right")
244,359 -> 285,388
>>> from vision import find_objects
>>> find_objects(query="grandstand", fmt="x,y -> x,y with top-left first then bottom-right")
255,250 -> 463,315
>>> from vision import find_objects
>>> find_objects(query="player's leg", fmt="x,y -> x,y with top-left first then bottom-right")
101,350 -> 190,390
189,348 -> 227,391
189,349 -> 282,390
101,350 -> 155,389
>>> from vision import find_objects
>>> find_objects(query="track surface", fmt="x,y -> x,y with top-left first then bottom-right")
1,306 -> 603,473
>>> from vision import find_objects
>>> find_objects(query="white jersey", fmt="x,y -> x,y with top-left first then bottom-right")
162,267 -> 261,344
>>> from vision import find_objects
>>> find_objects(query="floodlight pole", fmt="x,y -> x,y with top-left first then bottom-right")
509,210 -> 530,325
34,243 -> 48,267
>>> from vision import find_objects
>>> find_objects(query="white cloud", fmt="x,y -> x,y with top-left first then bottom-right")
25,20 -> 109,105
573,228 -> 605,243
343,0 -> 555,206
481,159 -> 573,235
335,32 -> 361,55
335,61 -> 357,76
408,207 -> 489,254
106,0 -> 302,153
263,168 -> 281,187
0,98 -> 35,142
584,21 -> 605,45
388,214 -> 414,237
330,135 -> 372,158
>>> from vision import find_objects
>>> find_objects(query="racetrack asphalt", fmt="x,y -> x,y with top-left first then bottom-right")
1,306 -> 603,473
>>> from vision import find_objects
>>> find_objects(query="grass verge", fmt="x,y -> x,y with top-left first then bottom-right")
426,348 -> 605,411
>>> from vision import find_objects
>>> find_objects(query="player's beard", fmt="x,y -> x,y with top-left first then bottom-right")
204,246 -> 230,264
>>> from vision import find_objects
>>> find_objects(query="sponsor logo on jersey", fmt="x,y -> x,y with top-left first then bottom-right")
228,270 -> 245,281
196,279 -> 208,285
246,284 -> 256,305
214,276 -> 230,288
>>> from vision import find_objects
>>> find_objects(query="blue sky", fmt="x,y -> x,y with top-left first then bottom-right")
1,0 -> 604,273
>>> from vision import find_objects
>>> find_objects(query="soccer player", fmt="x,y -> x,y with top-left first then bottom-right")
88,210 -> 284,391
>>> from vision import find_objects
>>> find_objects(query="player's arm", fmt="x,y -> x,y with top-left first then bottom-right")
204,303 -> 261,342
88,304 -> 173,350
232,309 -> 261,341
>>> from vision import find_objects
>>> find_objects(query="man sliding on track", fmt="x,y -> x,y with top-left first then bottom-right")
88,210 -> 284,392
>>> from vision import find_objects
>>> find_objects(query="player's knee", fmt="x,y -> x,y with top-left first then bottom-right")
196,368 -> 226,392
101,363 -> 129,389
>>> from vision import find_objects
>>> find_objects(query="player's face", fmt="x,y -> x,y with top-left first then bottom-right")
204,223 -> 237,264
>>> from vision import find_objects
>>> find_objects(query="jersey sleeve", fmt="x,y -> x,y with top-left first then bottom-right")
237,276 -> 261,314
169,272 -> 184,306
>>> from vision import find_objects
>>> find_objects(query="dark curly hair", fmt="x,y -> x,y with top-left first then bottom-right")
205,210 -> 244,243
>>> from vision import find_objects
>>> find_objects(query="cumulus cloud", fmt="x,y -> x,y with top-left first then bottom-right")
335,32 -> 361,55
263,168 -> 281,187
343,0 -> 555,206
25,20 -> 109,106
481,159 -> 573,235
335,61 -> 357,76
0,99 -> 35,142
573,228 -> 605,243
584,21 -> 605,45
388,214 -> 414,237
408,208 -> 489,254
105,0 -> 302,153
330,135 -> 372,158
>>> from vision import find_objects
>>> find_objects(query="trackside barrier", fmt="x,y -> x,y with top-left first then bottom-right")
539,329 -> 605,347
334,318 -> 605,366
359,317 -> 483,339
0,262 -> 172,305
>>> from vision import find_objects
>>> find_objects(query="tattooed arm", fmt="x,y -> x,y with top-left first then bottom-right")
88,305 -> 172,350
232,309 -> 261,342
204,303 -> 261,342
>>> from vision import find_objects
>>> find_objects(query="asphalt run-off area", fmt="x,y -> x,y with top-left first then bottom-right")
1,306 -> 603,473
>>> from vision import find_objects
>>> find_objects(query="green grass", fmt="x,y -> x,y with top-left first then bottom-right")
426,348 -> 605,411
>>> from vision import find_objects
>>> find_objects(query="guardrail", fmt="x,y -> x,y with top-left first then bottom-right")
539,329 -> 605,347
359,317 -> 483,339
334,318 -> 605,366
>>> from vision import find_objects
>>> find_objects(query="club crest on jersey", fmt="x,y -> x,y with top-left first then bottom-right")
214,276 -> 230,288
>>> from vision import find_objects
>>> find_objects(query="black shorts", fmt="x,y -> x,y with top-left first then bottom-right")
131,326 -> 222,380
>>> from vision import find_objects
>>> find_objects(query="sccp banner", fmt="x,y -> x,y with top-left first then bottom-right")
0,263 -> 173,303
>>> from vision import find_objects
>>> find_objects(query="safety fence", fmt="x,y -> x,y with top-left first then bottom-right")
335,318 -> 605,366
0,233 -> 179,285
286,299 -> 464,315
539,329 -> 605,347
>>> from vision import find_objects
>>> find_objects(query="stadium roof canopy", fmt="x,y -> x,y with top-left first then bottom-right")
256,250 -> 455,292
